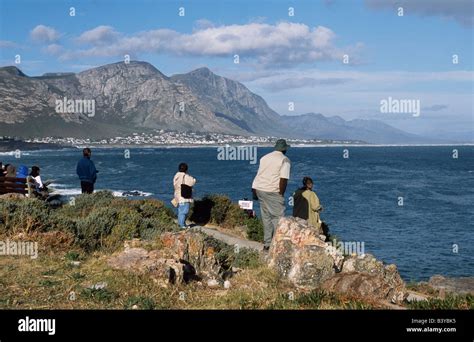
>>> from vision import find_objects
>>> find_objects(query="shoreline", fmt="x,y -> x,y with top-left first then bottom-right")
1,142 -> 473,153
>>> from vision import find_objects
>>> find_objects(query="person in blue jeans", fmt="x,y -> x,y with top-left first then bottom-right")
76,148 -> 98,194
173,163 -> 196,228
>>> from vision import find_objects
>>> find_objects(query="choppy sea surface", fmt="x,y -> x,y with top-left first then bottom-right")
2,145 -> 473,281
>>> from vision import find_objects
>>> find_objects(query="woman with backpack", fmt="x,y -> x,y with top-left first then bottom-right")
173,162 -> 196,229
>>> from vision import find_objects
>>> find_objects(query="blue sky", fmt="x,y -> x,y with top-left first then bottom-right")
0,0 -> 472,137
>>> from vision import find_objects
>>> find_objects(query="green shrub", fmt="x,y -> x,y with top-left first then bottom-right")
80,288 -> 118,303
105,207 -> 142,250
139,199 -> 176,219
125,296 -> 156,310
57,191 -> 115,219
39,279 -> 60,287
75,207 -> 119,252
407,294 -> 473,310
189,194 -> 248,233
208,194 -> 233,224
245,217 -> 264,242
55,195 -> 178,252
65,251 -> 81,261
0,198 -> 51,233
232,248 -> 262,269
202,236 -> 262,270
48,214 -> 77,234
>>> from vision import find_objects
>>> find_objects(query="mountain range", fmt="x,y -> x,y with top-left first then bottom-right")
0,61 -> 454,144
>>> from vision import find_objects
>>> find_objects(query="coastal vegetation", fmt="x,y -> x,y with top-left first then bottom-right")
0,192 -> 471,309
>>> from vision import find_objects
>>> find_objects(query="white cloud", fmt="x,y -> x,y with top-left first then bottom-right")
76,25 -> 120,45
30,25 -> 61,43
60,21 -> 359,67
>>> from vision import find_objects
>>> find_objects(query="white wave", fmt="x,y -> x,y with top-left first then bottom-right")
51,188 -> 82,196
0,151 -> 31,156
114,190 -> 153,197
50,187 -> 152,197
49,183 -> 69,188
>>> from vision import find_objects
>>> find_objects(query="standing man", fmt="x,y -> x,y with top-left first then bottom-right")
76,148 -> 98,194
252,139 -> 291,252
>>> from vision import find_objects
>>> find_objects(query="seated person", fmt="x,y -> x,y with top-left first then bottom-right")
292,176 -> 323,230
5,164 -> 16,178
30,166 -> 49,198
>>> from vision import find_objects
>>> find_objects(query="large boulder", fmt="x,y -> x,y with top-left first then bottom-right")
322,254 -> 406,303
107,244 -> 185,284
268,217 -> 406,303
160,230 -> 221,279
108,231 -> 222,285
267,217 -> 343,289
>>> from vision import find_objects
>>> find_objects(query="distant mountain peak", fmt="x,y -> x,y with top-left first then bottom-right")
78,60 -> 167,79
0,66 -> 26,77
188,66 -> 215,77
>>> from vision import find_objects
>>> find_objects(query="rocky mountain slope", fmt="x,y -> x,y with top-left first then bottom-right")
0,61 -> 431,143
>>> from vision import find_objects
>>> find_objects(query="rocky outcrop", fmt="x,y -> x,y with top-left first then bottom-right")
423,275 -> 474,296
322,254 -> 406,303
107,245 -> 186,284
108,231 -> 222,285
109,217 -> 408,303
267,217 -> 406,303
267,217 -> 344,289
160,230 -> 221,280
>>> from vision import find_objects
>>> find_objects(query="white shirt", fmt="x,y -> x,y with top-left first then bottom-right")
33,175 -> 43,189
173,172 -> 196,203
252,151 -> 290,193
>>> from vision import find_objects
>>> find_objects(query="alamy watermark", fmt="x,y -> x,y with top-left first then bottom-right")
217,145 -> 257,164
0,239 -> 38,259
18,316 -> 55,336
380,96 -> 420,117
328,239 -> 365,257
55,96 -> 95,117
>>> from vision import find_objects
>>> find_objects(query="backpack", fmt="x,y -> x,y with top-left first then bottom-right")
180,174 -> 193,199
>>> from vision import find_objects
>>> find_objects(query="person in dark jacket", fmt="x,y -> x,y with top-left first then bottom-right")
76,148 -> 98,194
16,165 -> 29,178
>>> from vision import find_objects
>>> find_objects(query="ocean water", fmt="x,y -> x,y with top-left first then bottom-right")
1,145 -> 473,281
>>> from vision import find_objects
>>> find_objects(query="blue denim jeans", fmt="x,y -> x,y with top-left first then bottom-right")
178,202 -> 190,228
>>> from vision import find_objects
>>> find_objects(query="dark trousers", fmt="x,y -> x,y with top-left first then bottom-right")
80,181 -> 94,194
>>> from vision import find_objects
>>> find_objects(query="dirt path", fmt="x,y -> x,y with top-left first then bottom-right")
190,225 -> 263,252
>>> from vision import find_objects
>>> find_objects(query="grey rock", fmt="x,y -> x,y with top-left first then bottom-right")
324,254 -> 406,303
267,217 -> 342,289
426,275 -> 474,295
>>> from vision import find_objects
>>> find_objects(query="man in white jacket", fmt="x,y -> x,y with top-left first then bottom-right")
173,162 -> 196,228
252,139 -> 291,251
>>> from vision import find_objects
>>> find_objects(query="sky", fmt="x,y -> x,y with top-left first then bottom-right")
0,0 -> 473,138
